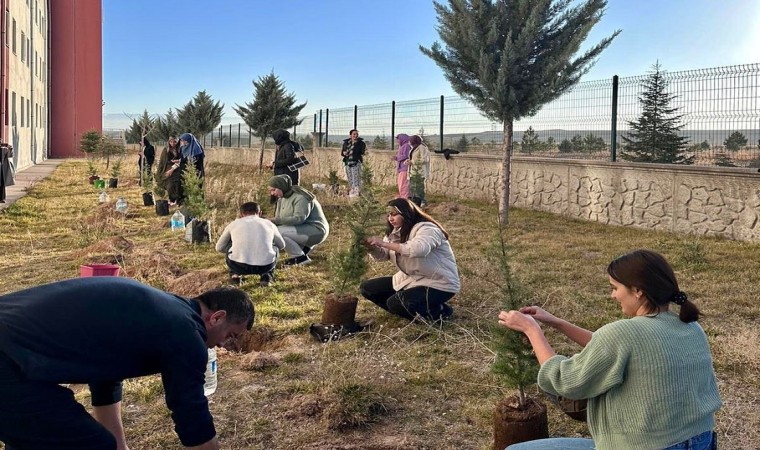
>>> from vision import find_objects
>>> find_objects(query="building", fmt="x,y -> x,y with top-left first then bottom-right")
1,0 -> 102,171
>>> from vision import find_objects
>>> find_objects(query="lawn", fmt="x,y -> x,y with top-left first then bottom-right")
0,155 -> 757,449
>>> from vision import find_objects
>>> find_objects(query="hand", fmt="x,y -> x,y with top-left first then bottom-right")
365,237 -> 383,247
518,306 -> 558,325
498,310 -> 540,334
403,159 -> 412,166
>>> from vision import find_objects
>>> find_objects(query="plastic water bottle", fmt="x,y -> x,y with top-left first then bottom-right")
171,210 -> 186,231
115,198 -> 128,214
204,347 -> 217,396
98,191 -> 109,203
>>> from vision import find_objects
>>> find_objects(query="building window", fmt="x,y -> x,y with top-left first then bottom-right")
4,89 -> 7,126
27,37 -> 30,67
12,19 -> 16,54
21,96 -> 24,127
11,92 -> 15,126
20,32 -> 25,62
4,11 -> 8,47
27,98 -> 30,128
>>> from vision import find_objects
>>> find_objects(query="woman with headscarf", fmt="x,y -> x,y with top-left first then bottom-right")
268,129 -> 301,186
405,135 -> 431,206
138,137 -> 155,186
392,134 -> 411,198
179,133 -> 205,180
0,143 -> 14,203
156,135 -> 185,205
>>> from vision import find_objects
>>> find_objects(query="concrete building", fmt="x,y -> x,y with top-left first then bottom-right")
1,0 -> 102,171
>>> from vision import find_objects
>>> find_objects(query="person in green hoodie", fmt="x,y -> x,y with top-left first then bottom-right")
266,175 -> 330,266
498,249 -> 721,450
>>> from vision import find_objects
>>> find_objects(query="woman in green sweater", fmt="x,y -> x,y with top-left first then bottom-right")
498,249 -> 721,450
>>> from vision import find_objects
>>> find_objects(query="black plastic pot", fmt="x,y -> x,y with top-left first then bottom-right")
88,175 -> 100,184
188,219 -> 210,244
142,192 -> 154,206
108,178 -> 118,188
155,200 -> 170,216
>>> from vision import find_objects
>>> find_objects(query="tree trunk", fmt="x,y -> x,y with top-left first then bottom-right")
258,138 -> 266,174
499,120 -> 514,224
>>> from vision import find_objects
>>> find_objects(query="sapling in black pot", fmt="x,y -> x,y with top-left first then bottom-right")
312,163 -> 383,342
181,157 -> 211,243
141,166 -> 154,206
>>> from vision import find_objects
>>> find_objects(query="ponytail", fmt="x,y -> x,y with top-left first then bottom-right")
671,291 -> 700,323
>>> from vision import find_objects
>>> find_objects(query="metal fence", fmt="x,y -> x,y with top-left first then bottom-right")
204,63 -> 760,168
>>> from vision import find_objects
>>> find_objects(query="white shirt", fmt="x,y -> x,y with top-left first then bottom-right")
215,215 -> 285,266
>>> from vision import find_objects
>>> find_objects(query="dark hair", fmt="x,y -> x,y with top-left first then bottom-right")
194,287 -> 255,330
142,136 -> 151,146
240,202 -> 261,216
385,198 -> 449,242
409,135 -> 422,148
607,249 -> 700,322
349,129 -> 358,135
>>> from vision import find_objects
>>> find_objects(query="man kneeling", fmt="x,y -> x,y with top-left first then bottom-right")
216,201 -> 285,286
0,277 -> 254,450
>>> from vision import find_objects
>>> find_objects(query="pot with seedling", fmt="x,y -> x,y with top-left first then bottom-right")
101,136 -> 126,188
181,158 -> 211,243
80,129 -> 101,184
141,166 -> 155,206
152,180 -> 170,216
490,219 -> 549,449
311,163 -> 383,342
328,169 -> 340,196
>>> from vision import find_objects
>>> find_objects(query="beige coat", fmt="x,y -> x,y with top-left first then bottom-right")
406,143 -> 431,180
370,221 -> 460,293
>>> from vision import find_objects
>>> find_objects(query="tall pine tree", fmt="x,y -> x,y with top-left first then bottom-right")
155,109 -> 181,141
176,90 -> 224,140
620,63 -> 693,164
421,0 -> 619,223
233,72 -> 307,173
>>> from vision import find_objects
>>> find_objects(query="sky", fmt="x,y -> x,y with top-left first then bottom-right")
102,0 -> 760,129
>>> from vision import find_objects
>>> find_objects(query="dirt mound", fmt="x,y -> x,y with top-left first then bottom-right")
80,236 -> 135,256
285,394 -> 323,419
229,326 -> 278,353
121,250 -> 184,284
308,436 -> 420,450
239,351 -> 281,371
164,268 -> 228,297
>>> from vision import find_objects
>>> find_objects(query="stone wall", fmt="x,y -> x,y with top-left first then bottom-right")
206,147 -> 760,242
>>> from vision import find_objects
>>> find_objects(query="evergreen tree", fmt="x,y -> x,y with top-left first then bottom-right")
421,0 -> 619,223
155,109 -> 181,141
571,134 -> 585,152
456,134 -> 469,152
583,133 -> 606,153
713,152 -> 736,167
620,64 -> 693,164
558,138 -> 573,153
233,72 -> 306,173
372,135 -> 389,149
545,136 -> 556,151
176,90 -> 224,139
723,131 -> 747,151
520,126 -> 540,154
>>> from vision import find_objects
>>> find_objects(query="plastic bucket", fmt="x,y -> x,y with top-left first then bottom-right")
93,179 -> 106,189
80,264 -> 121,277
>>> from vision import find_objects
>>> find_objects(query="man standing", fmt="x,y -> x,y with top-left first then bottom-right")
267,175 -> 330,266
215,202 -> 285,286
0,277 -> 254,450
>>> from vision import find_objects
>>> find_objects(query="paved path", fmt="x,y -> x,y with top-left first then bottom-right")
0,159 -> 64,211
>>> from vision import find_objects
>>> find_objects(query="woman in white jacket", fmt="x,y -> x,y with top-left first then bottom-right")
361,198 -> 460,320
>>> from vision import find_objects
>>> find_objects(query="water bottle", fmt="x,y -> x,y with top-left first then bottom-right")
171,210 -> 186,231
115,198 -> 128,214
204,347 -> 217,396
98,191 -> 109,203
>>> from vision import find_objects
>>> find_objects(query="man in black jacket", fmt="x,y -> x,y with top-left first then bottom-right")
0,277 -> 254,450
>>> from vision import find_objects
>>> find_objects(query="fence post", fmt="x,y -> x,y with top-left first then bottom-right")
325,108 -> 330,147
228,124 -> 232,147
439,95 -> 445,152
293,123 -> 297,140
391,101 -> 396,148
353,105 -> 358,130
237,124 -> 241,147
318,109 -> 323,147
611,75 -> 619,162
248,127 -> 252,148
218,125 -> 222,147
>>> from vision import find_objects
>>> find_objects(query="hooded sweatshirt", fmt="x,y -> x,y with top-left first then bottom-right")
394,134 -> 411,173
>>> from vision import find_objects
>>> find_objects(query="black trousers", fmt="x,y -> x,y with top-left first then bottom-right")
225,256 -> 276,281
0,353 -> 116,450
359,276 -> 454,321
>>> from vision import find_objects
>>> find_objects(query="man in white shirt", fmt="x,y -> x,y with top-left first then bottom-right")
216,202 -> 285,286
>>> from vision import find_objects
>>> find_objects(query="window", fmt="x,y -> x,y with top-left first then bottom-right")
12,19 -> 16,54
20,96 -> 24,127
4,11 -> 8,47
20,32 -> 25,62
27,37 -> 30,67
4,89 -> 7,126
35,51 -> 38,77
11,92 -> 16,126
27,98 -> 30,127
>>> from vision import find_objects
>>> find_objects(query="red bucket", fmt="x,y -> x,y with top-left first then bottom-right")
80,264 -> 121,277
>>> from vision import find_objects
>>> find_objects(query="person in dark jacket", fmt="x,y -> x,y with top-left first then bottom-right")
341,129 -> 366,197
156,135 -> 185,205
267,129 -> 301,186
0,277 -> 254,450
0,143 -> 14,203
138,136 -> 155,186
179,133 -> 205,180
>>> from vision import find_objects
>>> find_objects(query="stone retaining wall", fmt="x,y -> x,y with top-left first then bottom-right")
206,147 -> 760,242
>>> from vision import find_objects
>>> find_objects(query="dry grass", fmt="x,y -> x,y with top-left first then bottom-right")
0,154 -> 757,449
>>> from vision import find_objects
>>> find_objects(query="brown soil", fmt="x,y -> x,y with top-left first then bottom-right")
493,396 -> 549,450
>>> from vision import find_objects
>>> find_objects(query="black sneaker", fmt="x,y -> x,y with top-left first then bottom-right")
259,272 -> 273,287
229,274 -> 244,286
283,254 -> 312,266
302,245 -> 312,255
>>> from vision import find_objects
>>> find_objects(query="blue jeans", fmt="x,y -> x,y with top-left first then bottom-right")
663,430 -> 717,450
506,438 -> 595,449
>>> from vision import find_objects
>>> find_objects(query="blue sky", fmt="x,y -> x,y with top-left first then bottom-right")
102,0 -> 760,128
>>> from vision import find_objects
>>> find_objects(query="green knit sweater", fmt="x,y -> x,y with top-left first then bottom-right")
538,311 -> 721,450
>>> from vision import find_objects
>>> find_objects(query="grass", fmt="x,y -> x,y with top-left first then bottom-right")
0,152 -> 758,449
